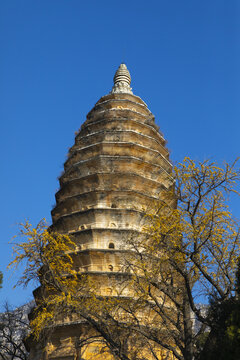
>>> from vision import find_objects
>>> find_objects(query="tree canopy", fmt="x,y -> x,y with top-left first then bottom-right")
0,302 -> 30,360
198,261 -> 240,360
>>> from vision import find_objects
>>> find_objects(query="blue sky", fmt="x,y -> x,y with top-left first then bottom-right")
0,0 -> 240,309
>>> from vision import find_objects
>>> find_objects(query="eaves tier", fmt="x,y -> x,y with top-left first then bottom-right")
51,66 -> 173,274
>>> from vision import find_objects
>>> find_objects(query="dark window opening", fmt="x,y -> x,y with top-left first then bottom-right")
108,265 -> 113,271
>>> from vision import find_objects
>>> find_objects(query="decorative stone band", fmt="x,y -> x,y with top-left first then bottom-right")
111,63 -> 133,94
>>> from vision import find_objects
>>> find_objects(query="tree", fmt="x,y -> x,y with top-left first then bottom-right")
198,261 -> 240,360
118,157 -> 240,360
0,302 -> 31,360
9,158 -> 240,360
9,221 -> 137,359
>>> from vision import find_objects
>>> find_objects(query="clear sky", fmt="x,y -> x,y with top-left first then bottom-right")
0,0 -> 240,309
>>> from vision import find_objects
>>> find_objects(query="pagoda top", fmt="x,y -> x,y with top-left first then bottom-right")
110,63 -> 133,95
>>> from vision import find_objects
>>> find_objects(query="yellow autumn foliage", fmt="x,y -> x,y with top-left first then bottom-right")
8,158 -> 240,360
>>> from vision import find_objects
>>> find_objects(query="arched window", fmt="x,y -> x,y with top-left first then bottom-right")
109,242 -> 115,249
108,265 -> 113,271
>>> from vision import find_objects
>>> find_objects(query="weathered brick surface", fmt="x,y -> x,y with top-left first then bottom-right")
29,89 -> 174,359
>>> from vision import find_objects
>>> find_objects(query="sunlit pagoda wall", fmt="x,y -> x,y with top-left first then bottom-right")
51,91 -> 173,275
28,64 -> 175,360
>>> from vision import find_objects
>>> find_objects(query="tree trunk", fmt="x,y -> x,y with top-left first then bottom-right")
183,295 -> 194,360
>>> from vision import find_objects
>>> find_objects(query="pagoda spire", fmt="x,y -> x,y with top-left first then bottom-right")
111,63 -> 133,94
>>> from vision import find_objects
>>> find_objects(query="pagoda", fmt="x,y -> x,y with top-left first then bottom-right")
29,64 -> 174,360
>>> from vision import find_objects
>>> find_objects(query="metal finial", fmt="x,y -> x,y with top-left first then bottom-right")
110,63 -> 133,94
